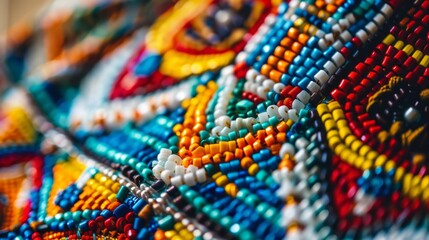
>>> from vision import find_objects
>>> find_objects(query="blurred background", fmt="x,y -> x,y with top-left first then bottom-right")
0,0 -> 52,34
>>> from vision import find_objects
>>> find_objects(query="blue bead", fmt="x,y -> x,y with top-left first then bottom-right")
295,66 -> 307,78
114,204 -> 131,218
298,77 -> 311,89
282,21 -> 293,30
91,210 -> 101,219
100,209 -> 113,218
306,67 -> 319,79
79,220 -> 90,232
280,74 -> 292,84
58,221 -> 67,231
132,199 -> 146,213
134,53 -> 162,77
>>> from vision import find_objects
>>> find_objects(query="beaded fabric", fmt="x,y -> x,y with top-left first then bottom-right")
0,0 -> 428,239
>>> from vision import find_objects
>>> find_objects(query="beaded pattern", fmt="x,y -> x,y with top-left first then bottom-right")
1,0 -> 429,239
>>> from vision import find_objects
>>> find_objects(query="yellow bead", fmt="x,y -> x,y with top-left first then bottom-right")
420,55 -> 429,68
402,44 -> 414,55
164,230 -> 177,239
350,140 -> 362,152
384,160 -> 395,171
403,173 -> 412,194
358,145 -> 371,157
366,151 -> 378,162
215,175 -> 228,186
382,34 -> 395,45
412,50 -> 423,62
174,223 -> 184,231
394,167 -> 404,182
374,155 -> 387,167
248,163 -> 259,175
361,159 -> 372,170
393,40 -> 405,50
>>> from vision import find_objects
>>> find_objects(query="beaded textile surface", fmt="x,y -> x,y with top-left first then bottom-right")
1,0 -> 429,239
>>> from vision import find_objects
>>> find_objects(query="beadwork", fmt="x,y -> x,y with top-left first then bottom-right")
1,0 -> 429,239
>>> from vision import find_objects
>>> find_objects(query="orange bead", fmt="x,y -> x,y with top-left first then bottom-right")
269,69 -> 282,82
179,136 -> 191,148
244,133 -> 256,145
192,146 -> 205,158
276,132 -> 286,143
210,144 -> 220,154
193,158 -> 203,168
270,143 -> 282,155
267,55 -> 280,66
228,141 -> 236,152
178,148 -> 190,158
277,60 -> 289,72
265,126 -> 276,136
287,28 -> 300,40
219,141 -> 229,153
252,140 -> 263,151
182,157 -> 192,167
202,154 -> 213,165
280,37 -> 293,48
261,64 -> 273,76
237,138 -> 246,148
284,50 -> 296,63
297,33 -> 309,45
243,145 -> 254,156
291,42 -> 303,53
235,148 -> 244,159
274,46 -> 286,58
241,157 -> 254,168
264,135 -> 276,146
192,123 -> 205,133
191,136 -> 200,145
224,152 -> 234,162
212,154 -> 222,164
276,121 -> 288,132
154,230 -> 165,240
256,130 -> 266,141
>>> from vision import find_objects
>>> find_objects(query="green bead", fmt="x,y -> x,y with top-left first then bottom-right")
54,213 -> 63,221
116,186 -> 130,202
72,211 -> 82,221
244,194 -> 259,207
204,164 -> 216,176
238,129 -> 248,138
199,130 -> 210,140
168,136 -> 179,146
184,190 -> 198,201
268,116 -> 280,126
202,205 -> 212,215
142,169 -> 153,180
219,216 -> 233,228
136,162 -> 146,173
209,209 -> 221,221
128,158 -> 137,168
252,123 -> 263,132
193,196 -> 206,210
264,207 -> 276,220
228,132 -> 237,140
169,146 -> 179,154
82,209 -> 92,219
158,215 -> 175,231
256,203 -> 269,215
255,171 -> 268,182
235,189 -> 249,200
63,212 -> 72,220
261,121 -> 270,129
238,230 -> 255,240
236,100 -> 254,113
219,136 -> 229,142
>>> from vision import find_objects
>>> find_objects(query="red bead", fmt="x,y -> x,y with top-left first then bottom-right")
234,62 -> 250,79
331,89 -> 346,102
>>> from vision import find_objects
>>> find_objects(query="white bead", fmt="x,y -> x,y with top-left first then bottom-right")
220,127 -> 233,136
323,61 -> 336,74
280,143 -> 295,158
295,149 -> 309,162
256,86 -> 268,98
211,126 -> 223,136
267,105 -> 280,118
235,52 -> 248,63
296,91 -> 310,104
258,112 -> 270,123
186,165 -> 198,175
332,40 -> 343,50
246,69 -> 258,82
340,30 -> 352,43
314,70 -> 329,85
215,115 -> 231,128
356,29 -> 369,43
318,39 -> 328,49
306,81 -> 320,93
161,170 -> 173,185
288,109 -> 299,122
164,160 -> 176,172
292,99 -> 305,110
171,175 -> 183,186
326,17 -> 337,25
345,13 -> 356,24
174,165 -> 185,176
278,105 -> 289,120
168,154 -> 181,165
373,13 -> 386,28
196,169 -> 207,183
157,153 -> 169,161
380,4 -> 393,18
365,21 -> 378,36
255,74 -> 266,84
153,165 -> 164,179
331,52 -> 345,68
339,19 -> 350,28
273,83 -> 285,93
295,137 -> 309,149
184,172 -> 197,186
262,79 -> 275,89
404,107 -> 421,123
